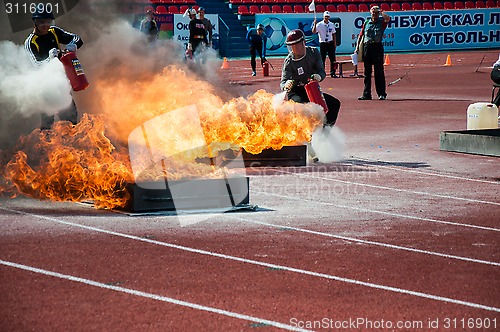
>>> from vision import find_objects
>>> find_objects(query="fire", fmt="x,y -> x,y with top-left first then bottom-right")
1,65 -> 323,209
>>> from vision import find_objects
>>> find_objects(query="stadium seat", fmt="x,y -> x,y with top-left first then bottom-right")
271,5 -> 282,13
401,3 -> 411,10
326,4 -> 336,12
155,5 -> 167,13
475,0 -> 485,7
464,0 -> 474,7
283,5 -> 293,13
316,5 -> 325,12
454,1 -> 465,8
347,4 -> 358,11
359,4 -> 370,11
380,3 -> 390,11
390,3 -> 401,10
294,5 -> 304,13
443,2 -> 453,9
168,5 -> 178,13
422,2 -> 433,9
261,5 -> 271,13
485,0 -> 495,7
412,2 -> 423,10
237,5 -> 249,15
337,4 -> 347,12
249,5 -> 259,14
179,5 -> 188,13
433,1 -> 443,8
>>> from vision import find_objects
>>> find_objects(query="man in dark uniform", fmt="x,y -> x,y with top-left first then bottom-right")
186,8 -> 207,57
355,6 -> 390,100
246,24 -> 267,76
197,7 -> 213,48
280,29 -> 340,126
24,5 -> 83,129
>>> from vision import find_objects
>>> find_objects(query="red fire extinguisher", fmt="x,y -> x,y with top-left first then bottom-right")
304,80 -> 328,113
60,51 -> 89,91
262,61 -> 269,77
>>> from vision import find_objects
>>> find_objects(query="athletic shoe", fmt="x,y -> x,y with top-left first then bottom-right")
252,71 -> 256,76
379,95 -> 386,100
358,95 -> 372,100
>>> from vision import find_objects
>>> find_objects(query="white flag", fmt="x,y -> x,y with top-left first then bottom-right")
308,0 -> 315,12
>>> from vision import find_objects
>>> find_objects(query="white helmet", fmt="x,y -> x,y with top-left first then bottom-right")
184,8 -> 197,17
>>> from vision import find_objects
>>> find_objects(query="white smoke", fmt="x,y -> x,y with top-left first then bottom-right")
310,125 -> 346,163
0,40 -> 73,117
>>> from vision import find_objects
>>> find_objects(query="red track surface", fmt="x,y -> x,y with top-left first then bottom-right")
1,50 -> 499,331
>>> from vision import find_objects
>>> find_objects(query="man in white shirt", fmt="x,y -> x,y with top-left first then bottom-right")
312,11 -> 337,78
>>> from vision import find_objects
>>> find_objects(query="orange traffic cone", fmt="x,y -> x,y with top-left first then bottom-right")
384,54 -> 391,65
443,54 -> 452,66
221,57 -> 229,69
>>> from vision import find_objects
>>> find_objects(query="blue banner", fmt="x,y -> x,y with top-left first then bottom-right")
256,9 -> 500,55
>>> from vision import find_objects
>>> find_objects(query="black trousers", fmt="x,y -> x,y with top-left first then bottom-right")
320,41 -> 337,75
362,42 -> 387,98
288,85 -> 341,125
250,41 -> 263,72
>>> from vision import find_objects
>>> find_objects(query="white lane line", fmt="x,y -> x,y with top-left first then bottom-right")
251,189 -> 500,233
2,207 -> 499,313
275,169 -> 500,206
233,217 -> 500,267
346,160 -> 500,185
0,260 -> 310,332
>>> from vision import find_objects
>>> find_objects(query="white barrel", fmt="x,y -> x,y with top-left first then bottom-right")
466,102 -> 499,130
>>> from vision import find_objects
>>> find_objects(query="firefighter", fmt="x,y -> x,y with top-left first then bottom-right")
197,7 -> 213,48
140,9 -> 158,43
24,4 -> 83,129
186,8 -> 207,58
246,24 -> 267,76
280,29 -> 340,126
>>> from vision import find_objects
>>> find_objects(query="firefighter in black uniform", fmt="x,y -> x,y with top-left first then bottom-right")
186,8 -> 207,57
24,5 -> 83,129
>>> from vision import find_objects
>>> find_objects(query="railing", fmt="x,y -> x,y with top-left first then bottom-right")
218,17 -> 230,57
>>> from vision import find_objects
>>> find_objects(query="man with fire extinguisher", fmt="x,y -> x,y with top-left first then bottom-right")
24,4 -> 84,130
246,24 -> 267,77
280,29 -> 340,126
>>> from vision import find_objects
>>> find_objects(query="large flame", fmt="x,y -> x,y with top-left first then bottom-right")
1,65 -> 323,208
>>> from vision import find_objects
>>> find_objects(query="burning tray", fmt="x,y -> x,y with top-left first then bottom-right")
123,177 -> 249,213
242,145 -> 307,167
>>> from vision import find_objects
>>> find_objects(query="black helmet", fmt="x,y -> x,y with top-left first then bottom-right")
198,6 -> 205,12
286,29 -> 305,45
256,24 -> 264,31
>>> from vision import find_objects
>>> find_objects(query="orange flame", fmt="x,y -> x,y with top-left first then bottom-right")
1,66 -> 323,208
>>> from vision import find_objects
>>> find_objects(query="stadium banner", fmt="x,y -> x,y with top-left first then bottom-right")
255,8 -> 500,55
143,14 -> 220,49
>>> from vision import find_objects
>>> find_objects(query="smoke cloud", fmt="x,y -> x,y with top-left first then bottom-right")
0,0 -> 229,151
310,126 -> 346,163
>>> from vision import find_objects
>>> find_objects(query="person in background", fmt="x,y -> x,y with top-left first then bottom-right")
312,11 -> 338,78
246,24 -> 267,76
186,8 -> 207,58
198,7 -> 213,48
491,53 -> 500,107
140,9 -> 158,43
24,4 -> 83,129
355,5 -> 390,100
280,29 -> 340,126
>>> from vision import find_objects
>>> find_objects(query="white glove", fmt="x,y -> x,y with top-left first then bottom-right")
284,80 -> 294,91
187,43 -> 193,51
48,48 -> 58,59
311,74 -> 321,82
66,44 -> 77,52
